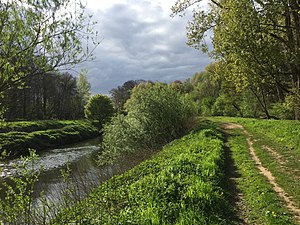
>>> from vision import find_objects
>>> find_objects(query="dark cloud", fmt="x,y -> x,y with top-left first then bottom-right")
75,1 -> 212,94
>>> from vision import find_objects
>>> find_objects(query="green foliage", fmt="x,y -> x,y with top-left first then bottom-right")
0,120 -> 98,157
0,150 -> 41,224
84,94 -> 115,125
77,70 -> 91,107
212,95 -> 239,117
0,0 -> 98,96
109,80 -> 145,112
99,83 -> 197,166
54,127 -> 233,224
269,102 -> 294,120
173,0 -> 300,119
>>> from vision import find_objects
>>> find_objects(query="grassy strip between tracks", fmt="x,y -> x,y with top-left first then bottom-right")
212,117 -> 300,153
53,124 -> 234,225
212,117 -> 300,210
226,128 -> 297,224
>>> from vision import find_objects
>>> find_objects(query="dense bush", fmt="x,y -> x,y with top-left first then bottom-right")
84,94 -> 115,126
98,83 -> 197,165
269,102 -> 293,120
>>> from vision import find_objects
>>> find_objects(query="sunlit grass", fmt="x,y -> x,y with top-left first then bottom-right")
227,128 -> 297,224
53,125 -> 234,224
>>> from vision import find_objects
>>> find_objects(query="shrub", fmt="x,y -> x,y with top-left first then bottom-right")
98,83 -> 197,166
84,94 -> 115,126
269,102 -> 293,120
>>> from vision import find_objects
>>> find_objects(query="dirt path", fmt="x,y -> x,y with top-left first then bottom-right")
222,122 -> 300,223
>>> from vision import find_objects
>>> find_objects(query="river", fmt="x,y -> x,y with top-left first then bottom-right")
0,137 -> 156,222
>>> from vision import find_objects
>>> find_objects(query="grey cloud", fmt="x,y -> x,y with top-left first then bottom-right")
75,1 -> 212,94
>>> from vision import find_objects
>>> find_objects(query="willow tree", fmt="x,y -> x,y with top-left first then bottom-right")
173,0 -> 300,119
0,0 -> 98,95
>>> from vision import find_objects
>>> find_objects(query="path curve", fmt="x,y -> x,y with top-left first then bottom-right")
222,123 -> 300,223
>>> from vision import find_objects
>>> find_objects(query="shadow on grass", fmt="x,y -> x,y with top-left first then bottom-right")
201,118 -> 246,224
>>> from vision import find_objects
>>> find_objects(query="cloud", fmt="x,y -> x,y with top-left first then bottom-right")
75,0 -> 212,94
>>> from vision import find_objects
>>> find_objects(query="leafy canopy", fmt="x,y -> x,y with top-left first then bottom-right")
0,0 -> 98,95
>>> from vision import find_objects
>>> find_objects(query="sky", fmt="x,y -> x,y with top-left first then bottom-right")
76,0 -> 212,94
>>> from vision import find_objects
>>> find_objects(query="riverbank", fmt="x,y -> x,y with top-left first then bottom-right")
53,121 -> 234,224
0,120 -> 99,158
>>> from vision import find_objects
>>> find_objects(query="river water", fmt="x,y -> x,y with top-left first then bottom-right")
0,137 -> 156,222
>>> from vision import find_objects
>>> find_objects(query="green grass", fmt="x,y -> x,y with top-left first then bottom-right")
210,117 -> 300,224
211,117 -> 300,153
53,126 -> 235,225
226,128 -> 297,224
0,120 -> 99,157
0,120 -> 84,133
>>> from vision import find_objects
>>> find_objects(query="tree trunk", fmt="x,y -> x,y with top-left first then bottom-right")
249,86 -> 271,119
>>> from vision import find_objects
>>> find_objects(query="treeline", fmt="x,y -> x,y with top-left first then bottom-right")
171,63 -> 296,120
172,0 -> 300,120
2,71 -> 91,121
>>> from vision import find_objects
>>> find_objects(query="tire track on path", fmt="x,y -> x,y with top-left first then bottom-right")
223,122 -> 300,223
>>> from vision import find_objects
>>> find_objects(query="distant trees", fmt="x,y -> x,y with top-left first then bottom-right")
183,62 -> 294,119
2,71 -> 91,120
109,80 -> 145,112
84,94 -> 115,125
0,0 -> 98,119
172,0 -> 300,119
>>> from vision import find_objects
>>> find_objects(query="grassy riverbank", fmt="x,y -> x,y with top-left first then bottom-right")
0,120 -> 99,157
53,122 -> 234,224
2,118 -> 299,224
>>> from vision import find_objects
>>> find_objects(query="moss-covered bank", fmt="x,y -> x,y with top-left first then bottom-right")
0,120 -> 99,157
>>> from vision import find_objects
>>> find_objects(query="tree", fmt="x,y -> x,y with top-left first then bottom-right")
172,0 -> 300,119
2,71 -> 86,120
109,80 -> 145,112
76,69 -> 91,117
84,94 -> 115,125
125,83 -> 197,146
77,70 -> 91,106
0,0 -> 98,96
